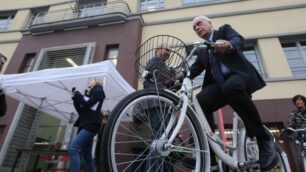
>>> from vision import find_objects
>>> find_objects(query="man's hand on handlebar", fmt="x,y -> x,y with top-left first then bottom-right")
214,40 -> 234,54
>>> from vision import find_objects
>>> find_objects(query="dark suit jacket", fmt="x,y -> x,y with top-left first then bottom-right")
0,94 -> 6,117
190,24 -> 266,94
72,85 -> 105,128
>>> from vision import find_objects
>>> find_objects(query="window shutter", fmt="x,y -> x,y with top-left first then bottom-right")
38,47 -> 86,69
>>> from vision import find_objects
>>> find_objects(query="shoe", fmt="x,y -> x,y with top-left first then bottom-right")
257,139 -> 278,171
210,165 -> 219,172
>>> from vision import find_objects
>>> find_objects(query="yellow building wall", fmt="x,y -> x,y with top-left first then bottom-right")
165,0 -> 181,8
48,2 -> 75,11
222,8 -> 306,37
0,32 -> 21,42
9,9 -> 31,30
0,43 -> 19,73
142,0 -> 306,23
257,38 -> 292,78
0,0 -> 71,10
142,7 -> 306,42
254,80 -> 306,100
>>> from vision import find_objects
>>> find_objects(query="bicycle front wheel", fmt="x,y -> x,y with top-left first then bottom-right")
100,89 -> 209,172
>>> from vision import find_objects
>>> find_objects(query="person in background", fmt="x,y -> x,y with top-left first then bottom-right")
142,43 -> 195,171
189,15 -> 278,171
284,94 -> 306,172
143,43 -> 178,89
69,78 -> 105,172
287,94 -> 306,129
0,53 -> 7,117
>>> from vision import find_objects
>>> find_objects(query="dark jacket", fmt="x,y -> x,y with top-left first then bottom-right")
143,56 -> 177,89
0,92 -> 6,117
287,109 -> 306,129
72,85 -> 105,128
190,24 -> 266,94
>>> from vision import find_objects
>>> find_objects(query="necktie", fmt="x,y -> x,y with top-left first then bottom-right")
209,51 -> 224,85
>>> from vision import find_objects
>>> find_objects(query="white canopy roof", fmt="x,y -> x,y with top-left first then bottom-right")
0,60 -> 135,121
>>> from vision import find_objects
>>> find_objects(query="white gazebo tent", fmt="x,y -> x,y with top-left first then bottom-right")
0,60 -> 135,159
0,60 -> 135,121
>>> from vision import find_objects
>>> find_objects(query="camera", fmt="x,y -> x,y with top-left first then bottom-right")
84,89 -> 89,96
72,87 -> 76,93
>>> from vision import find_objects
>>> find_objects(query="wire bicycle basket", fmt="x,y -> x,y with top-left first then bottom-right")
135,35 -> 188,89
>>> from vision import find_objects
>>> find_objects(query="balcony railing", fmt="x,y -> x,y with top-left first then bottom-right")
28,1 -> 131,33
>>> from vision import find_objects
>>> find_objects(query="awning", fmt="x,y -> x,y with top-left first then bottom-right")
0,60 -> 135,121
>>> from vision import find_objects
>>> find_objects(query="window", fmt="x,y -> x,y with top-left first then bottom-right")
0,14 -> 14,31
78,0 -> 106,5
78,2 -> 104,18
243,47 -> 266,78
37,43 -> 94,70
31,12 -> 46,25
30,8 -> 49,25
18,53 -> 36,73
106,45 -> 119,66
140,0 -> 165,11
282,41 -> 306,76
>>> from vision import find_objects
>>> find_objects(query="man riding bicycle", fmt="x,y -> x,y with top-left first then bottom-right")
189,15 -> 278,171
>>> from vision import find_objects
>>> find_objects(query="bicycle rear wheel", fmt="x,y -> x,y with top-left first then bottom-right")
244,128 -> 290,172
100,89 -> 209,172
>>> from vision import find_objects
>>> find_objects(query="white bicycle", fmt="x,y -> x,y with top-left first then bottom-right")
99,35 -> 290,172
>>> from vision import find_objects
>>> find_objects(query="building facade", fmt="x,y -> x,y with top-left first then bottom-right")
0,0 -> 143,171
0,0 -> 305,171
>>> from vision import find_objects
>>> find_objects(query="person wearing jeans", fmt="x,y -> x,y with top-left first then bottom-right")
69,78 -> 105,172
69,129 -> 96,172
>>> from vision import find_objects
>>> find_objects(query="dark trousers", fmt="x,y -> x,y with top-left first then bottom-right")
196,74 -> 266,164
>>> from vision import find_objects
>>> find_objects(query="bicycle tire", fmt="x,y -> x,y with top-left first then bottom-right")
243,127 -> 290,172
99,89 -> 209,172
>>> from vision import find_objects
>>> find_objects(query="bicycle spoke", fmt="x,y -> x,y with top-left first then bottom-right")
170,144 -> 209,154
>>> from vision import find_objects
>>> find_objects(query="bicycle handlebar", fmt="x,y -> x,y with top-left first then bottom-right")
192,41 -> 215,49
283,127 -> 306,133
183,41 -> 215,76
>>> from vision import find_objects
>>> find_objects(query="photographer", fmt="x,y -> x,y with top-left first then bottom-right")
69,78 -> 105,172
0,53 -> 7,117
